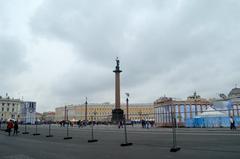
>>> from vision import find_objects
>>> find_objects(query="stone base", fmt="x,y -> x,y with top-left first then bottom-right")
112,109 -> 124,123
121,142 -> 133,147
88,139 -> 98,143
170,147 -> 181,152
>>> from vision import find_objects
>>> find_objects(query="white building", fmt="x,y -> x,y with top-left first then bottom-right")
0,96 -> 22,121
0,95 -> 36,123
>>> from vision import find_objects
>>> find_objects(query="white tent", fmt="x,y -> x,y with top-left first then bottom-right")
7,118 -> 16,122
71,118 -> 77,122
197,107 -> 227,117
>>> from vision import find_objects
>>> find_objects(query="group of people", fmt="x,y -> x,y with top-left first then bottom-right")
141,120 -> 154,129
77,120 -> 88,128
59,120 -> 74,127
6,120 -> 19,136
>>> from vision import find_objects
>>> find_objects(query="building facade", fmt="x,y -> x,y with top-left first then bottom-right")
35,112 -> 43,122
213,87 -> 240,117
55,103 -> 154,122
42,112 -> 55,122
0,96 -> 22,121
0,95 -> 36,123
19,101 -> 36,124
154,92 -> 211,127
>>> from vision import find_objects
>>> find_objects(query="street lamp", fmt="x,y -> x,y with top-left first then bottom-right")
85,97 -> 88,122
125,93 -> 130,121
64,105 -> 67,121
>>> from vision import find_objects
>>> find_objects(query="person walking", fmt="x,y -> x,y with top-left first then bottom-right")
146,120 -> 150,129
13,121 -> 19,135
230,116 -> 236,130
7,120 -> 14,136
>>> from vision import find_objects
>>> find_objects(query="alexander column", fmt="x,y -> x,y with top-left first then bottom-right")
112,57 -> 124,123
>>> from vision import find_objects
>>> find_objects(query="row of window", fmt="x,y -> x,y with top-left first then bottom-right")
1,108 -> 15,112
1,103 -> 18,106
1,114 -> 16,117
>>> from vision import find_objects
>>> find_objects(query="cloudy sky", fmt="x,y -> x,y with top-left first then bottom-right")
1,0 -> 240,112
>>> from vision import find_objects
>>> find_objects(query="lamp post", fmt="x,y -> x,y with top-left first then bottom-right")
125,93 -> 130,121
64,105 -> 67,121
85,97 -> 88,122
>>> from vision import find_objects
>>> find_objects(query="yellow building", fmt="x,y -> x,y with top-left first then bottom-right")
55,103 -> 154,122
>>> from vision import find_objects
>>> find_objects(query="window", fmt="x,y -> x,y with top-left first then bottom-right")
2,107 -> 3,111
7,108 -> 9,112
13,103 -> 15,106
2,103 -> 5,106
12,108 -> 14,112
7,103 -> 10,106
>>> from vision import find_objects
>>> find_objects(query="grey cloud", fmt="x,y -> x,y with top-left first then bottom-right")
29,0 -> 240,105
52,70 -> 113,99
0,37 -> 27,76
0,36 -> 28,95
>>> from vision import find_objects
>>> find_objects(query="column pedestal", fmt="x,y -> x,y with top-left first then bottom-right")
112,109 -> 124,123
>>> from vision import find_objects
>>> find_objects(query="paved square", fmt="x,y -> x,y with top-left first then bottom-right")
0,125 -> 240,159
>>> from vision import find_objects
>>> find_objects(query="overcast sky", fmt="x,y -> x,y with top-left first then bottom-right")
1,0 -> 240,112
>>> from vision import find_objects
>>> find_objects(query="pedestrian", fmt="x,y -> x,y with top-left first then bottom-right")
118,121 -> 121,128
7,120 -> 14,136
141,120 -> 144,128
150,121 -> 154,127
13,121 -> 19,136
230,116 -> 236,130
77,120 -> 80,128
146,120 -> 150,129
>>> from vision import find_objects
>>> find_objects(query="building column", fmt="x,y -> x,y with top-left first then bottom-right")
178,105 -> 181,123
237,104 -> 240,117
190,104 -> 192,119
184,104 -> 186,121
